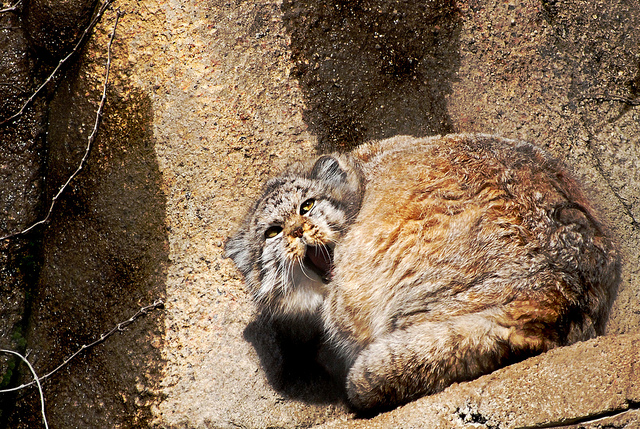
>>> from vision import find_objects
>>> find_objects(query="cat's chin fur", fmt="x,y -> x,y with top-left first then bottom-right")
260,261 -> 328,346
278,260 -> 327,317
251,252 -> 331,332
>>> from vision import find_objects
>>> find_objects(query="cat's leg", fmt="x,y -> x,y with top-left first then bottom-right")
346,310 -> 530,412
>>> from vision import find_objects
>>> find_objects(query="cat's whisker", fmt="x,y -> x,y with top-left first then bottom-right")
319,243 -> 333,261
297,255 -> 315,282
278,258 -> 291,293
325,233 -> 341,245
274,261 -> 283,289
284,259 -> 295,292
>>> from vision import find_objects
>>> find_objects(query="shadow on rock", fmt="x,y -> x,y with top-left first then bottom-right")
244,313 -> 346,405
282,0 -> 462,151
6,63 -> 169,428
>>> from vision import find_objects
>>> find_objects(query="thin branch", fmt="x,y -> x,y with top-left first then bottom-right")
0,350 -> 48,429
0,9 -> 122,241
0,0 -> 114,125
0,0 -> 21,13
0,299 -> 164,394
581,94 -> 640,106
0,82 -> 25,87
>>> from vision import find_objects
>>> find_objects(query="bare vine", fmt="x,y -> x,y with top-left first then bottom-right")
0,8 -> 152,429
1,349 -> 48,428
0,0 -> 114,125
0,0 -> 21,13
0,300 -> 164,428
0,5 -> 122,241
582,94 -> 640,106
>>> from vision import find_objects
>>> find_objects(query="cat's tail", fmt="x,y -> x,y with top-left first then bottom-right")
542,197 -> 621,341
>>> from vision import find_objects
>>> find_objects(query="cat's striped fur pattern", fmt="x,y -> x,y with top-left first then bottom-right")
226,134 -> 620,412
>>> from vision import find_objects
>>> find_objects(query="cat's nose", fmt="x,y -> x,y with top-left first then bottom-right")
291,225 -> 304,238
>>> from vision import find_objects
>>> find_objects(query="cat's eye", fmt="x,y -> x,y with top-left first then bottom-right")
264,225 -> 283,239
300,199 -> 315,215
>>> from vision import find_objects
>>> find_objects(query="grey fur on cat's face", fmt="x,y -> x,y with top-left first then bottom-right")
225,155 -> 364,318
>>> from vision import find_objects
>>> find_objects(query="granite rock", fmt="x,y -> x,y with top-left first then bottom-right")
1,0 -> 638,428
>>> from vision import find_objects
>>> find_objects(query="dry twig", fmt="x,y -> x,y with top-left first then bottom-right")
0,0 -> 21,13
0,349 -> 48,428
0,7 -> 122,241
0,0 -> 114,125
0,299 -> 164,429
582,94 -> 640,106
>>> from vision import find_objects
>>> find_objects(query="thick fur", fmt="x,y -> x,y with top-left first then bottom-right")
226,133 -> 620,412
224,153 -> 365,324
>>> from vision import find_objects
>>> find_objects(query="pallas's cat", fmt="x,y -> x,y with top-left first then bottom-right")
225,134 -> 620,412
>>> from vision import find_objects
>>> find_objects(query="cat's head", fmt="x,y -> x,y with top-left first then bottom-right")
225,154 -> 364,318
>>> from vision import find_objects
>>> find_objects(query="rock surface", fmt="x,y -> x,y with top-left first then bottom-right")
0,0 -> 95,424
315,334 -> 640,429
1,0 -> 638,428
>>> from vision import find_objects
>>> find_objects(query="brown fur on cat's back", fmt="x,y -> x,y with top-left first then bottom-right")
324,133 -> 620,411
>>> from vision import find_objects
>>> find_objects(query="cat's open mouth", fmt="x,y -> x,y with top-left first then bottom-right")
303,245 -> 334,282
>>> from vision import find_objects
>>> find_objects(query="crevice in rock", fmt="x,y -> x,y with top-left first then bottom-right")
580,120 -> 640,232
515,401 -> 640,428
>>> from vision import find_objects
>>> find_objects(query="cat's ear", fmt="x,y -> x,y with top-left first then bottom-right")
224,231 -> 252,275
310,155 -> 347,185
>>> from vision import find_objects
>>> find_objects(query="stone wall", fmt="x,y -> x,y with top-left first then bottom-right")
1,0 -> 638,427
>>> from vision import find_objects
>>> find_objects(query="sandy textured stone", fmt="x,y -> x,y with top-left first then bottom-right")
2,0 -> 638,428
315,334 -> 640,429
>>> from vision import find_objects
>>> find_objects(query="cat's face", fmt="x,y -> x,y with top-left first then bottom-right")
225,155 -> 364,317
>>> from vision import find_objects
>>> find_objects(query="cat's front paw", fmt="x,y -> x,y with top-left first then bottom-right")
346,346 -> 402,413
346,357 -> 381,412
